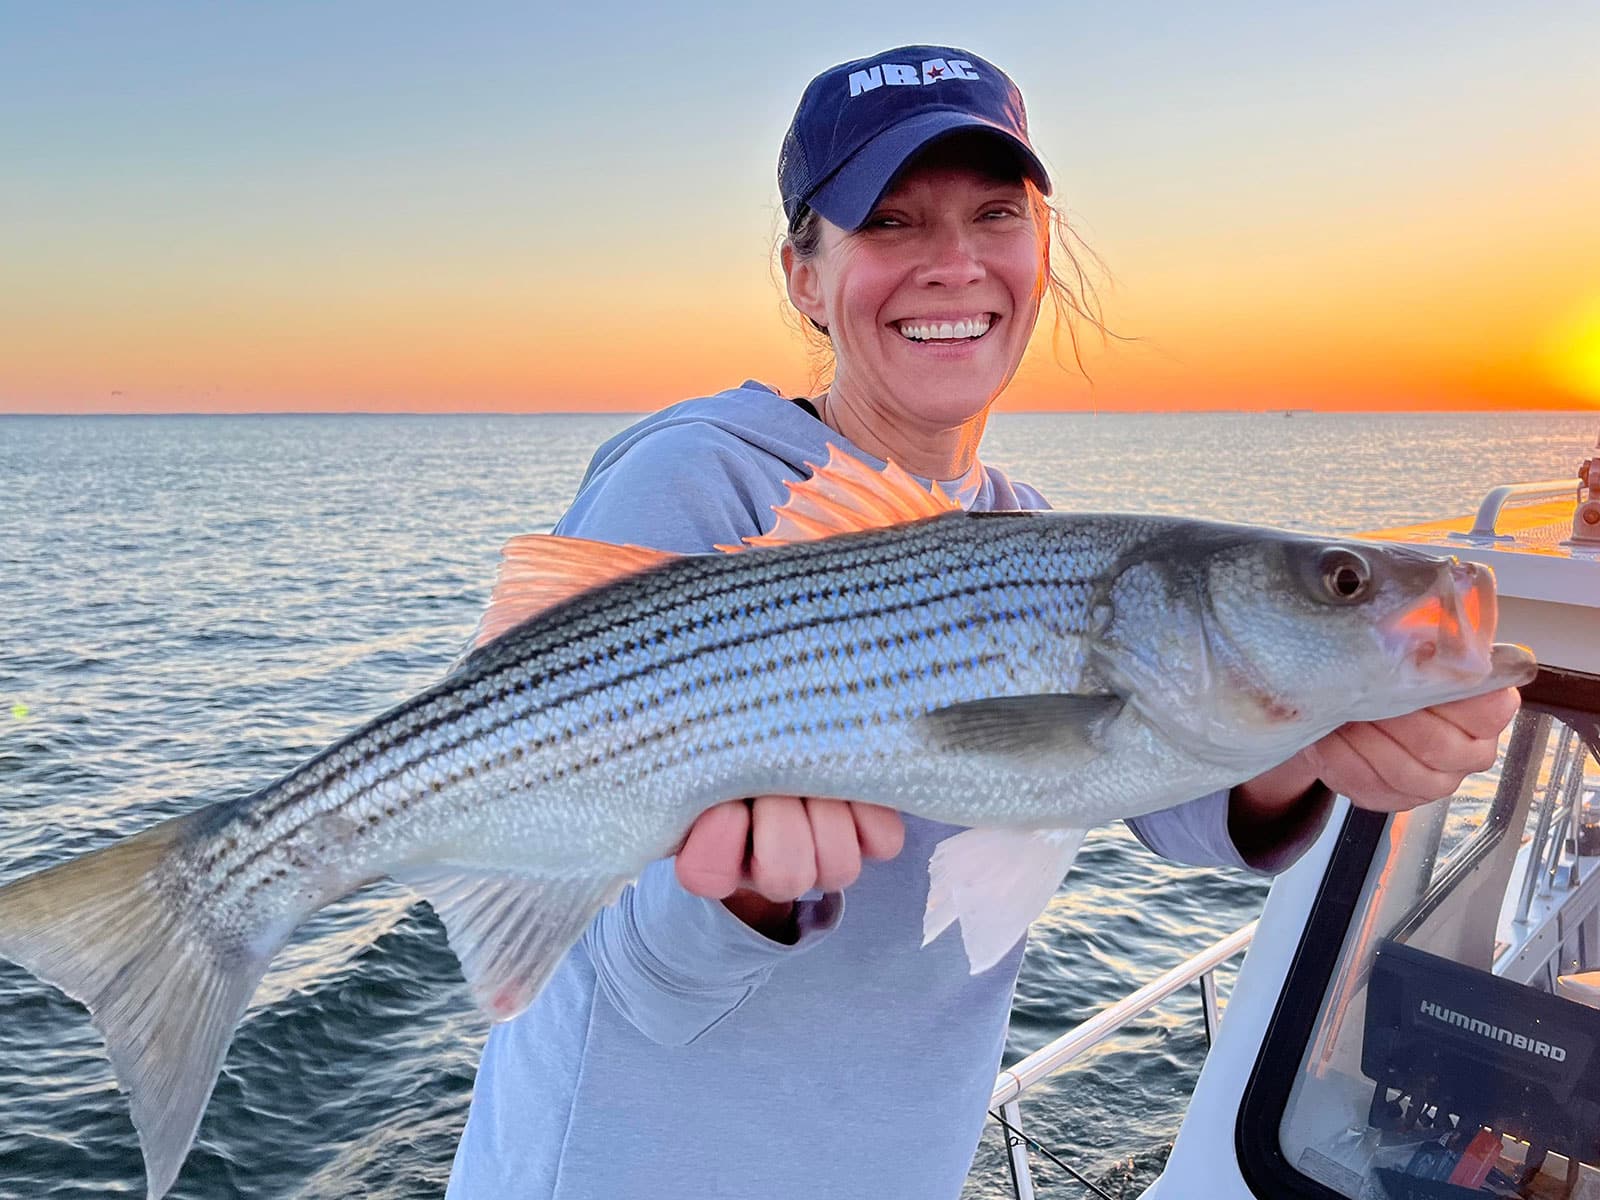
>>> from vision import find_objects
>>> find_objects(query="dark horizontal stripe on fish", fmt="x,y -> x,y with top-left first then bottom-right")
213,632 -> 1017,907
196,533 -> 1101,894
464,514 -> 1094,683
229,530 -> 1089,835
382,643 -> 1014,802
223,637 -> 1010,904
199,570 -> 1059,900
575,648 -> 1012,782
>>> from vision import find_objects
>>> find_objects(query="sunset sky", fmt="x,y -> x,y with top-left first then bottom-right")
3,3 -> 1597,414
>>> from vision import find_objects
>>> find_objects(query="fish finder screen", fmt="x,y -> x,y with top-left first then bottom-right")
1272,700 -> 1600,1199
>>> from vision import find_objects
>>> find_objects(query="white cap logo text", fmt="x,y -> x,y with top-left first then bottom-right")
848,59 -> 980,97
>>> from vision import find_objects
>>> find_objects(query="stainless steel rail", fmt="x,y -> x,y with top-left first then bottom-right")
1449,480 -> 1579,544
989,921 -> 1257,1197
1515,723 -> 1595,924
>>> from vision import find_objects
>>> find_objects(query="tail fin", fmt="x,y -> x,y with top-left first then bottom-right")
0,810 -> 282,1199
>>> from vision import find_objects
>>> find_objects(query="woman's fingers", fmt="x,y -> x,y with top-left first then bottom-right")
1310,689 -> 1519,814
677,796 -> 909,903
674,801 -> 750,899
748,795 -> 818,901
1428,687 -> 1522,742
806,798 -> 863,892
1304,731 -> 1392,808
851,802 -> 906,861
1333,721 -> 1468,810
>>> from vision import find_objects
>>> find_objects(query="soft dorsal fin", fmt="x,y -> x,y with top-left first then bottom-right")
717,445 -> 961,552
466,535 -> 678,653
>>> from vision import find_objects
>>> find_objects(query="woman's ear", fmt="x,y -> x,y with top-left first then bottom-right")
781,242 -> 827,329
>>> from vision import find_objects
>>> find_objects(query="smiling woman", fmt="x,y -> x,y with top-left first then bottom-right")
441,43 -> 1523,1200
781,133 -> 1110,453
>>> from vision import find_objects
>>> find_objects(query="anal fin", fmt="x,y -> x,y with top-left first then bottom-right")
923,827 -> 1087,974
396,868 -> 628,1022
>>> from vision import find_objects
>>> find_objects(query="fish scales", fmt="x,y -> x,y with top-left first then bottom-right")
184,514 -> 1211,945
177,514 -> 1113,927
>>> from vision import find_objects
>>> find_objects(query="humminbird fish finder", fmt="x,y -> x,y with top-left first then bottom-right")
1362,939 -> 1600,1191
1237,671 -> 1600,1200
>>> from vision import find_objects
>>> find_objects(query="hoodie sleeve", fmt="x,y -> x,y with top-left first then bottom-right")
554,422 -> 847,1045
1126,784 -> 1335,876
583,860 -> 843,1046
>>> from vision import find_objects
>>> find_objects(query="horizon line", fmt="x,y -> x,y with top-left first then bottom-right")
3,407 -> 1596,419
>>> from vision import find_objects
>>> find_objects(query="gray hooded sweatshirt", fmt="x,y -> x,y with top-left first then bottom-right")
447,382 -> 1326,1200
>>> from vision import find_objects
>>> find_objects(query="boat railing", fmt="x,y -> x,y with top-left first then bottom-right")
1497,718 -> 1599,990
1450,479 -> 1581,544
988,920 -> 1257,1199
1516,721 -> 1594,921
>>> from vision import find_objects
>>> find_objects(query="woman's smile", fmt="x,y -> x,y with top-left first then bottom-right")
895,313 -> 994,341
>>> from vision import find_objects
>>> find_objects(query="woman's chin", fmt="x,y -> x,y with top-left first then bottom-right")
885,332 -> 1020,403
900,363 -> 1009,416
886,385 -> 1000,433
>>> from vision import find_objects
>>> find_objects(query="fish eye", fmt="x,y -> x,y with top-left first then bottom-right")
1318,549 -> 1373,603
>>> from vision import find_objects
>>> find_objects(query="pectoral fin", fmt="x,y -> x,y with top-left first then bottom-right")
923,826 -> 1088,974
917,694 -> 1123,762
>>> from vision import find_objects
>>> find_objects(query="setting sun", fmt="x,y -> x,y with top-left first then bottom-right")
1547,299 -> 1600,406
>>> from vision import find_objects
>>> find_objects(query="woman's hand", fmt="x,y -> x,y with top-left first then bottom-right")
674,797 -> 906,941
1232,687 -> 1523,844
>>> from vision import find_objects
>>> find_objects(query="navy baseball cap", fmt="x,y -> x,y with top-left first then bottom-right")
779,46 -> 1051,231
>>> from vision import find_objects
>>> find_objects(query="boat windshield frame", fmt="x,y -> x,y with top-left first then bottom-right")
1233,665 -> 1600,1199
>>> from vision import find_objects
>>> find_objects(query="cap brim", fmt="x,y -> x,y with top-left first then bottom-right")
805,110 -> 1051,230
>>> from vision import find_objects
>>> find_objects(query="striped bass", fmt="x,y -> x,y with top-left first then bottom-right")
0,450 -> 1535,1198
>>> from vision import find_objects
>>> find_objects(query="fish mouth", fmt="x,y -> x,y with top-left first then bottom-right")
1380,559 -> 1500,684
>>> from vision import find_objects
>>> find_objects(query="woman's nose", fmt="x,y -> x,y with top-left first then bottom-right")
915,223 -> 984,286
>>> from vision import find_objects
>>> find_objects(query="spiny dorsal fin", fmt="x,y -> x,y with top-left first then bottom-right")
465,447 -> 959,656
717,445 -> 961,552
468,536 -> 678,652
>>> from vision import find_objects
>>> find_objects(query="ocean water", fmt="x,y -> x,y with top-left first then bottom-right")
0,409 -> 1594,1200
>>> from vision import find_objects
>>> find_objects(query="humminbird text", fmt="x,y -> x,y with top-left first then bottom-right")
1419,1000 -> 1567,1061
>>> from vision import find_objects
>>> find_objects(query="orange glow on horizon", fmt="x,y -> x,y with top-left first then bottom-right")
4,179 -> 1597,415
6,10 -> 1598,417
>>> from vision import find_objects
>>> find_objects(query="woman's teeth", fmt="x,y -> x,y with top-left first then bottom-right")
897,315 -> 992,342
